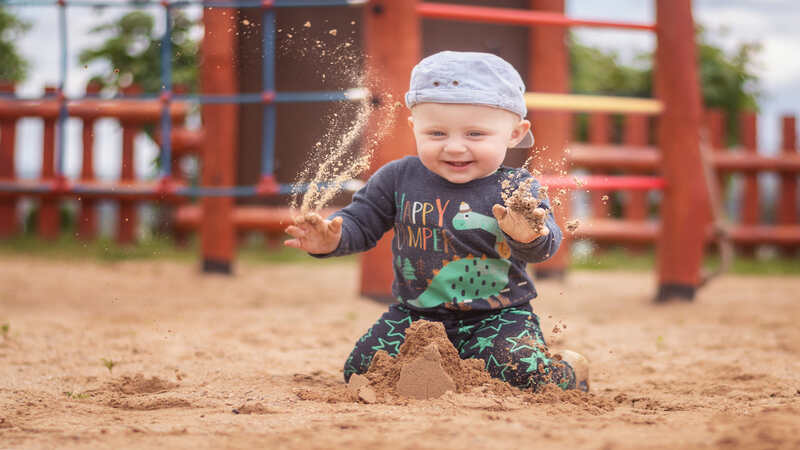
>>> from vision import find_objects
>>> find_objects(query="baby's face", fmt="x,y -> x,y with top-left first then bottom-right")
408,103 -> 530,184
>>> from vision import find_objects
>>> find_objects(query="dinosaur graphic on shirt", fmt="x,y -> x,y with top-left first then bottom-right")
405,202 -> 512,309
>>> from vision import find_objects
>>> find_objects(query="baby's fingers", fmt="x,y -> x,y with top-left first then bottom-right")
283,238 -> 302,249
284,225 -> 306,239
492,204 -> 508,221
327,216 -> 343,234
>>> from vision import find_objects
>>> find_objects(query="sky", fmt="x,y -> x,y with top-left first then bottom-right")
6,0 -> 800,181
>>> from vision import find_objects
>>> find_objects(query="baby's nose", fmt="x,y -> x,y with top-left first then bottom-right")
443,139 -> 468,153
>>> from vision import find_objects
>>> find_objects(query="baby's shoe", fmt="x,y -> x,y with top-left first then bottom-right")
559,350 -> 590,392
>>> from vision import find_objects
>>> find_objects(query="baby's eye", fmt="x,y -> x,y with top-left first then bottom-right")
428,131 -> 446,137
467,131 -> 484,137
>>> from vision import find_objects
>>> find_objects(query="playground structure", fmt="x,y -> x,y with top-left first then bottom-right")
0,0 -> 798,302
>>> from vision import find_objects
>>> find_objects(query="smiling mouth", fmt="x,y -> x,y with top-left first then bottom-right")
445,161 -> 473,167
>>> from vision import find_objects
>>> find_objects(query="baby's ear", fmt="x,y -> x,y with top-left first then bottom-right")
509,119 -> 531,146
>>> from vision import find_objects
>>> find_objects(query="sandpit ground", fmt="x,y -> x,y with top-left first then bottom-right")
1,255 -> 799,449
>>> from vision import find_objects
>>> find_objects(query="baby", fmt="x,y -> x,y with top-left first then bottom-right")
285,51 -> 588,392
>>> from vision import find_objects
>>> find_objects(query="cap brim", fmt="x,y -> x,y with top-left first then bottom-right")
512,130 -> 534,149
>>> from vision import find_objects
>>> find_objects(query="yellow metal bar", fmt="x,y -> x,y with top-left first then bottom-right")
524,92 -> 663,114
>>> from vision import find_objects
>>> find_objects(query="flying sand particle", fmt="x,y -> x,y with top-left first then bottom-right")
565,219 -> 580,233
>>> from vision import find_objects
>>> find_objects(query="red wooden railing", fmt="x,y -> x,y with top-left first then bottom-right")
569,108 -> 800,250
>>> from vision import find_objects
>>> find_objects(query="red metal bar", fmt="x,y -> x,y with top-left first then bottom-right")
539,175 -> 665,190
0,81 -> 16,237
589,112 -> 611,217
654,0 -> 709,299
417,2 -> 656,31
624,114 -> 650,223
200,7 -> 239,274
779,115 -> 797,227
529,0 -> 571,276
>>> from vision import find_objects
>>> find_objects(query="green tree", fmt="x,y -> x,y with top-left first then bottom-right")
569,25 -> 761,144
78,10 -> 199,94
401,258 -> 417,281
0,7 -> 31,82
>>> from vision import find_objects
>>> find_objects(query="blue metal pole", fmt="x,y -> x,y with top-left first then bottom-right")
159,3 -> 173,177
56,0 -> 68,177
261,5 -> 276,177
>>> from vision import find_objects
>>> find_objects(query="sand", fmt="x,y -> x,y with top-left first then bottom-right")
1,255 -> 800,449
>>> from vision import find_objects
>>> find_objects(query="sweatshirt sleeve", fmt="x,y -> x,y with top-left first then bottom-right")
502,175 -> 563,263
310,160 -> 398,258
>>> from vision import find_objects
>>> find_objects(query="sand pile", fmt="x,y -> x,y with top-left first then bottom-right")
344,320 -> 514,403
294,320 -> 611,410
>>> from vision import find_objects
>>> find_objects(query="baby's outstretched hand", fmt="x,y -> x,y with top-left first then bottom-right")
284,213 -> 343,255
492,204 -> 549,243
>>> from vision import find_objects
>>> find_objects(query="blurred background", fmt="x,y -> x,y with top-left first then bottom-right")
0,0 -> 797,275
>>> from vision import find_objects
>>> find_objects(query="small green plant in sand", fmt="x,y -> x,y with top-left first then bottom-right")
101,358 -> 117,374
63,391 -> 88,399
1,323 -> 9,339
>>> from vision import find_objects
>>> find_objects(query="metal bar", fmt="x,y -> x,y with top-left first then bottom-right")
262,6 -> 276,177
55,1 -> 68,177
0,0 -> 367,8
0,180 -> 355,196
0,89 -> 368,105
160,3 -> 173,177
418,2 -> 656,31
538,175 -> 666,191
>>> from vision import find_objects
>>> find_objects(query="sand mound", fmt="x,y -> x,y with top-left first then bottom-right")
106,397 -> 192,411
106,374 -> 178,395
361,320 -> 509,400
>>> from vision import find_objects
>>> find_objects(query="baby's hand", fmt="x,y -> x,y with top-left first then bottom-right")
284,213 -> 343,255
492,204 -> 549,243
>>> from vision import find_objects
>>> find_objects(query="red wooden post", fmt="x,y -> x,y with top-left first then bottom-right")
77,82 -> 101,240
705,108 -> 726,196
529,0 -> 571,278
654,0 -> 710,301
360,0 -> 420,300
779,115 -> 797,253
117,84 -> 141,244
589,112 -> 611,218
624,114 -> 649,227
0,82 -> 16,237
740,112 -> 759,225
200,7 -> 238,273
118,122 -> 138,243
39,86 -> 60,240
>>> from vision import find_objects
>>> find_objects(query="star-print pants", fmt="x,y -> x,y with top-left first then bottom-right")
343,303 -> 576,391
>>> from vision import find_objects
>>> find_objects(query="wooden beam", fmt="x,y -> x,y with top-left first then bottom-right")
525,92 -> 663,114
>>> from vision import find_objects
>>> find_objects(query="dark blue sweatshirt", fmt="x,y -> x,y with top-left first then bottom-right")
317,156 -> 561,313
